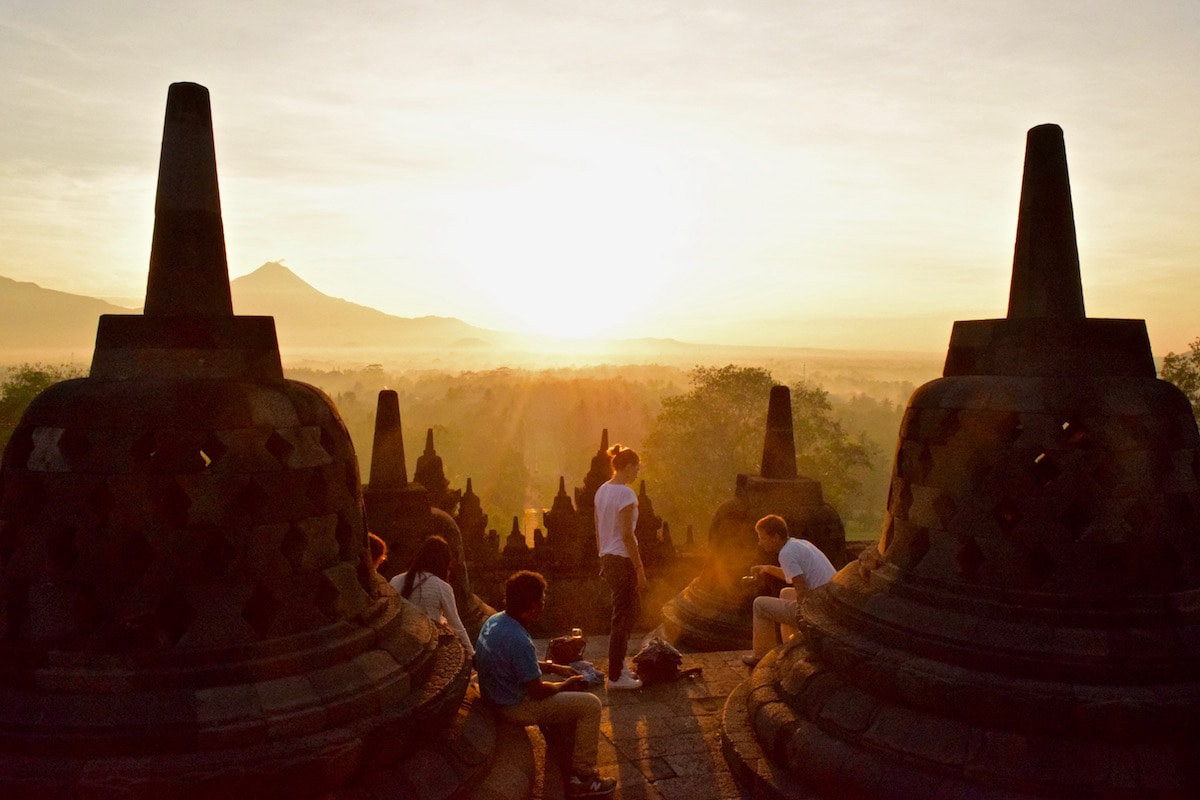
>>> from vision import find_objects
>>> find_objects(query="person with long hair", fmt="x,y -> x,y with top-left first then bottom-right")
593,444 -> 646,690
389,535 -> 474,658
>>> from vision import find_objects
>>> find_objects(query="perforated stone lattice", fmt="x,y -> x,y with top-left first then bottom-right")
0,386 -> 372,650
880,379 -> 1200,594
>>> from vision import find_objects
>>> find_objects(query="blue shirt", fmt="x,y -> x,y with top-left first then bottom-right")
474,611 -> 541,707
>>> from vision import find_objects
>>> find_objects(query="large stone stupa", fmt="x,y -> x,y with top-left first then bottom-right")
733,124 -> 1200,798
0,83 -> 469,798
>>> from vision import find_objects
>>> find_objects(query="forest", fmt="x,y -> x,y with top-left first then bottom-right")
0,358 -> 927,544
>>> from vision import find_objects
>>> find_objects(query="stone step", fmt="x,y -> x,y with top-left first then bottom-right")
720,673 -> 822,800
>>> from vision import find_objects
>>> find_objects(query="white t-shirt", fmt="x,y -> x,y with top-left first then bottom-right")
778,538 -> 836,589
390,570 -> 475,657
594,481 -> 639,557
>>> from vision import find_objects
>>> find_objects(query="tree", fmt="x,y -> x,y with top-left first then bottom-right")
642,364 -> 875,536
0,363 -> 86,451
1161,338 -> 1200,421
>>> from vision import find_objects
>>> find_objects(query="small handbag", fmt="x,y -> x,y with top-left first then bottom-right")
545,633 -> 587,664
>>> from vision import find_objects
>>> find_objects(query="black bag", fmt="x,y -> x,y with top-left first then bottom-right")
545,634 -> 587,664
631,636 -> 702,685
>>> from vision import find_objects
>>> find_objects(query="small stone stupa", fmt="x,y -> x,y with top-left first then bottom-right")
735,124 -> 1200,797
362,390 -> 490,635
662,385 -> 846,650
0,83 -> 469,798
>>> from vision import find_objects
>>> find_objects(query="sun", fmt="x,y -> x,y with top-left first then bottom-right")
442,130 -> 697,339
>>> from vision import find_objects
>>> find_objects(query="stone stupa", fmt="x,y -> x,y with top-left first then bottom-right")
663,385 -> 846,650
0,82 -> 469,798
732,124 -> 1200,798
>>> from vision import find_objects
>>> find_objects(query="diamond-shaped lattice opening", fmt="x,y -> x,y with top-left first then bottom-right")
119,532 -> 156,585
956,536 -> 985,579
46,526 -> 77,571
916,446 -> 934,482
0,520 -> 19,567
281,524 -> 308,573
1002,412 -> 1023,444
315,574 -> 341,620
336,514 -> 357,562
1025,544 -> 1057,588
992,497 -> 1022,535
891,525 -> 930,570
56,428 -> 90,462
932,491 -> 957,528
344,461 -> 360,497
5,475 -> 46,522
1120,416 -> 1152,446
1059,419 -> 1088,447
307,469 -> 330,508
6,427 -> 35,468
89,483 -> 115,522
232,481 -> 268,519
1095,539 -> 1130,576
1093,455 -> 1121,492
155,479 -> 191,528
893,483 -> 914,517
966,452 -> 992,485
1061,497 -> 1094,541
1124,501 -> 1157,533
265,431 -> 295,465
318,425 -> 338,460
242,584 -> 279,638
200,530 -> 238,578
198,434 -> 228,469
130,430 -> 157,465
156,591 -> 195,645
935,410 -> 961,444
1032,452 -> 1060,486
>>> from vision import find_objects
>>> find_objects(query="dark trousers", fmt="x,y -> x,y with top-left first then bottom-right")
601,554 -> 640,680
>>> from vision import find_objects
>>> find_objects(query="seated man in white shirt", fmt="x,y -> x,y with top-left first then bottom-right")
742,514 -> 837,666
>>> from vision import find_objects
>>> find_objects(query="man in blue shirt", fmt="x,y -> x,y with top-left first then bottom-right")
475,571 -> 617,798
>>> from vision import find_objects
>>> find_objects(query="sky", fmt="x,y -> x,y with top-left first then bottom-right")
1,1 -> 1199,353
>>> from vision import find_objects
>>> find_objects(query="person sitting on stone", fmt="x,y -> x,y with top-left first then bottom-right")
390,535 -> 474,659
475,570 -> 617,799
742,514 -> 836,667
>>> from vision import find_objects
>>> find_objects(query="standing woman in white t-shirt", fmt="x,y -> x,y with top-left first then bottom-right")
593,444 -> 646,690
389,535 -> 475,658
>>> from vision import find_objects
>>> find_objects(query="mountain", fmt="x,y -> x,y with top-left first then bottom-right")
0,275 -> 133,358
230,262 -> 502,350
0,263 -> 507,363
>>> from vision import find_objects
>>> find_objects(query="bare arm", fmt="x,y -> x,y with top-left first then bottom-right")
618,503 -> 647,591
523,673 -> 589,700
750,564 -> 786,582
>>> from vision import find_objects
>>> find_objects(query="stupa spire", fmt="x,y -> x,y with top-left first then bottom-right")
1007,123 -> 1085,320
760,385 -> 798,479
368,390 -> 407,491
144,82 -> 233,318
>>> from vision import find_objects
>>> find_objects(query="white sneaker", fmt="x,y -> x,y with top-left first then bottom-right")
606,672 -> 642,690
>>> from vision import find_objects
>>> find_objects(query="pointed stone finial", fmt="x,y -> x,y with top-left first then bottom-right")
558,476 -> 567,495
1007,123 -> 1085,320
600,428 -> 609,452
368,390 -> 407,491
760,385 -> 798,479
144,82 -> 234,318
424,428 -> 435,454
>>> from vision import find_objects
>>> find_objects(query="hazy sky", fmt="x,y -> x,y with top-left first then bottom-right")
2,1 -> 1198,352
